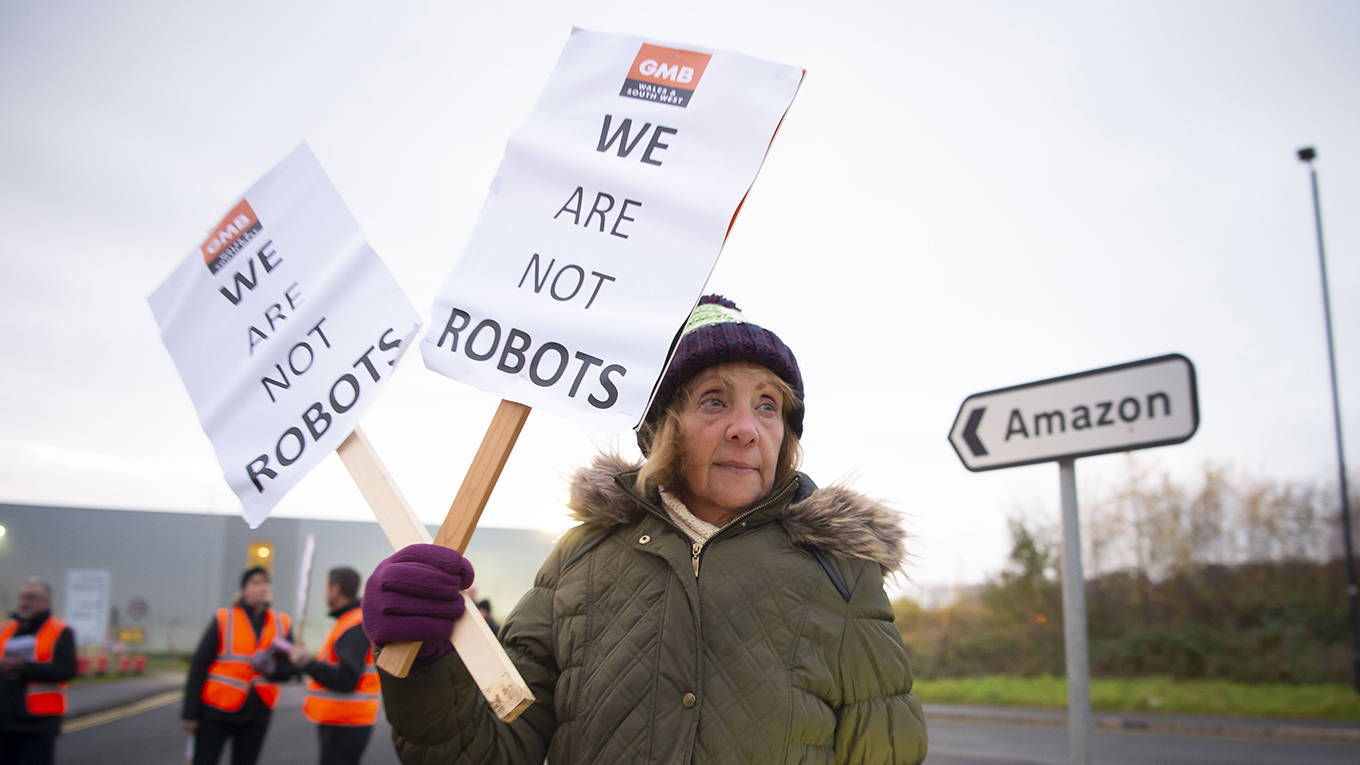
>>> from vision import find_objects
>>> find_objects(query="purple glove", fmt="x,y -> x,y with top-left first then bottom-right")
363,544 -> 474,667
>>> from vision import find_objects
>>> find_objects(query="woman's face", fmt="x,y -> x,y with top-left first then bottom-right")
676,362 -> 786,525
242,573 -> 271,607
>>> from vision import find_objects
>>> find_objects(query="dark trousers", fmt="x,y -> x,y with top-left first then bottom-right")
194,718 -> 269,765
317,724 -> 372,765
0,731 -> 56,765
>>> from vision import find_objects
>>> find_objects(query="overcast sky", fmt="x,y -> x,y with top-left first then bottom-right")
2,1 -> 1358,598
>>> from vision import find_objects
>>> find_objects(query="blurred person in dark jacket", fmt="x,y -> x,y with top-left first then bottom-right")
475,598 -> 500,636
1,578 -> 76,765
182,566 -> 295,765
290,566 -> 378,765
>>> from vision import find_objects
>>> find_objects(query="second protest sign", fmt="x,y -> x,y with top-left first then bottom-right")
421,28 -> 804,431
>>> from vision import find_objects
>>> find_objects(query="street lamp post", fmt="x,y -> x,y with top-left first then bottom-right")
1297,146 -> 1359,693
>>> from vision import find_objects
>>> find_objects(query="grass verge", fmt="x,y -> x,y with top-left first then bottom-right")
915,675 -> 1360,721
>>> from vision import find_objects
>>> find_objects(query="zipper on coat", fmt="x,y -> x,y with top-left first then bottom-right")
690,478 -> 799,579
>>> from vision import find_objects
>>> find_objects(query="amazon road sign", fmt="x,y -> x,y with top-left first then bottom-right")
948,354 -> 1199,471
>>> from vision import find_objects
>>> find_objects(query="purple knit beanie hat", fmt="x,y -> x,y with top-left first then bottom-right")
637,295 -> 803,455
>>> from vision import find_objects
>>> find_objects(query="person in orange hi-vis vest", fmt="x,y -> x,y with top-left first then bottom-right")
1,578 -> 76,765
182,566 -> 296,765
289,566 -> 378,765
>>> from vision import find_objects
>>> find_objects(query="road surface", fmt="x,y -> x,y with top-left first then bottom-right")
59,683 -> 1360,764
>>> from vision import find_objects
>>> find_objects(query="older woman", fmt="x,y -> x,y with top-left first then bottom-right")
364,295 -> 927,764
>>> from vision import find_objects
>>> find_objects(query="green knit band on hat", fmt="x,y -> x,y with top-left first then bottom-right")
683,301 -> 745,334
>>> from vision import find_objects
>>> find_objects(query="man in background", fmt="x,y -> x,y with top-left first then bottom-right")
476,598 -> 500,636
291,566 -> 378,765
1,578 -> 77,765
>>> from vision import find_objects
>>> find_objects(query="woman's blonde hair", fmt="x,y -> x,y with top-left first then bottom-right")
636,364 -> 803,497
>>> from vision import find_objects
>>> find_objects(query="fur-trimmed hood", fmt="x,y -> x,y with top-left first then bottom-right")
567,454 -> 908,573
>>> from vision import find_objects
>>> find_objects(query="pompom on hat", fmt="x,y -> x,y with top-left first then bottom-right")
637,295 -> 803,454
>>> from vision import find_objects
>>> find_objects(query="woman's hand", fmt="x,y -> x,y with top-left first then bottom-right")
362,544 -> 475,666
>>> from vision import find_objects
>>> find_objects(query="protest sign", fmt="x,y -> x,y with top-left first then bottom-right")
149,144 -> 421,528
421,28 -> 803,431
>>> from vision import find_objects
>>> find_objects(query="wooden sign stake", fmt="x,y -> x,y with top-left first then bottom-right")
336,402 -> 534,722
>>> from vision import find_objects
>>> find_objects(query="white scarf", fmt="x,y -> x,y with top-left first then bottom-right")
658,488 -> 722,545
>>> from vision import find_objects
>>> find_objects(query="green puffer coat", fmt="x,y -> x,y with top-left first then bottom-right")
380,455 -> 927,764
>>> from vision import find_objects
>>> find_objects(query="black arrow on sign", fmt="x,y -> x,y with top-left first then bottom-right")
962,407 -> 988,457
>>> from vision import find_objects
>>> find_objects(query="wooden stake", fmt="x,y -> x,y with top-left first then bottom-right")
336,406 -> 534,722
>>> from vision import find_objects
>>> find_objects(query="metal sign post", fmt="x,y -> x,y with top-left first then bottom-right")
1058,459 -> 1091,764
1297,146 -> 1359,694
949,354 -> 1200,765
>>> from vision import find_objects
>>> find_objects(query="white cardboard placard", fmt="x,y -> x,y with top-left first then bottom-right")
421,28 -> 802,432
149,144 -> 421,528
63,569 -> 110,646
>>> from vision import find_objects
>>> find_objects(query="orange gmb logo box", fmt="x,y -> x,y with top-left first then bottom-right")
619,43 -> 712,108
202,199 -> 263,274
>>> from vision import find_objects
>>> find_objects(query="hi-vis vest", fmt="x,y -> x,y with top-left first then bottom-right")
0,617 -> 69,716
302,608 -> 379,726
202,607 -> 290,712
